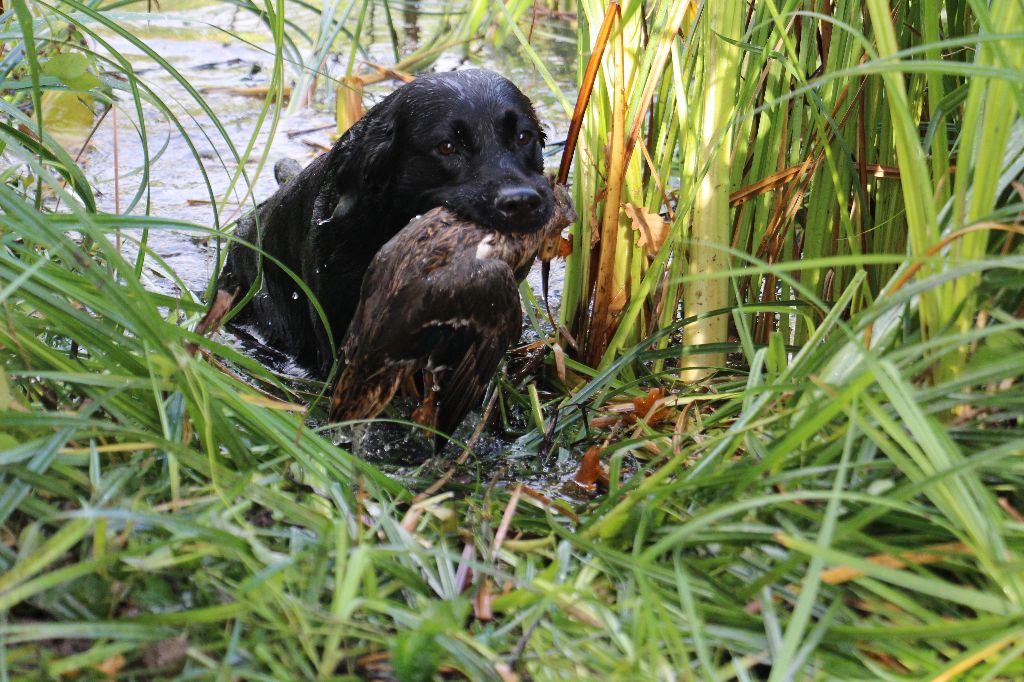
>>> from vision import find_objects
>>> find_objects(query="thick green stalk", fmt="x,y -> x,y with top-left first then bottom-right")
680,0 -> 742,381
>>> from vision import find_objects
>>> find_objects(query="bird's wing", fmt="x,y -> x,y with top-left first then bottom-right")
379,257 -> 523,438
340,214 -> 454,364
434,268 -> 523,438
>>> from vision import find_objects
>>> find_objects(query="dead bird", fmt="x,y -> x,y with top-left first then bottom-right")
329,183 -> 576,445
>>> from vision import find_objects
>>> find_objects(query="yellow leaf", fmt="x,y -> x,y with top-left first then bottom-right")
336,76 -> 364,136
624,202 -> 670,255
40,90 -> 96,152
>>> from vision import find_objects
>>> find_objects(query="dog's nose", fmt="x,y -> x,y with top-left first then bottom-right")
496,187 -> 542,217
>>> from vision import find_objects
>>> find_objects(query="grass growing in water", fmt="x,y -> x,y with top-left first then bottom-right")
2,0 -> 1024,679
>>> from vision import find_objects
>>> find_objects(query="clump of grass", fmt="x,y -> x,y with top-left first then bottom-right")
2,0 -> 1024,680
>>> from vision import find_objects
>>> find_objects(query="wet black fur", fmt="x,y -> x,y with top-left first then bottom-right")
216,70 -> 553,375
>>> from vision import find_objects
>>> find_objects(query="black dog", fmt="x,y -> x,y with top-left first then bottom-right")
215,70 -> 554,375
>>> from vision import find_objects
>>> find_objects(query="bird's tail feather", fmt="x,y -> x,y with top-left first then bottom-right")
329,365 -> 404,424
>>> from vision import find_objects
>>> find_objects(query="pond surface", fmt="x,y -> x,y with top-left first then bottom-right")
85,1 -> 576,297
81,1 -> 587,489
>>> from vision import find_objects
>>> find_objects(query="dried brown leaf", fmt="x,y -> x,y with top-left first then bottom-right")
631,388 -> 672,426
475,577 -> 494,621
193,287 -> 238,339
624,202 -> 670,255
94,654 -> 125,679
552,343 -> 567,384
573,446 -> 604,491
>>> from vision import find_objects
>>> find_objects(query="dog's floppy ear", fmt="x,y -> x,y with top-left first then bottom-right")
359,111 -> 399,189
333,104 -> 399,197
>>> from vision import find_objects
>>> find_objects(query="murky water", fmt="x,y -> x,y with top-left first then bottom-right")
82,2 -> 584,484
86,2 -> 575,296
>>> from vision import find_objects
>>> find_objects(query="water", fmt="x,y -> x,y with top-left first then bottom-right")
81,1 -> 586,491
85,3 -> 575,296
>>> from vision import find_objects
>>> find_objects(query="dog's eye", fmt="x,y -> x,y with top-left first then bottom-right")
516,130 -> 533,145
437,141 -> 457,156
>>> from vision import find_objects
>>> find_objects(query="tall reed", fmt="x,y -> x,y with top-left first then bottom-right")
557,0 -> 1023,387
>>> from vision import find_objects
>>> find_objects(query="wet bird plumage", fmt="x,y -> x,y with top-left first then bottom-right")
329,184 -> 576,443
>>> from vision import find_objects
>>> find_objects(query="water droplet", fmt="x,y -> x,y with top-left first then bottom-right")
317,218 -> 331,226
291,292 -> 299,300
432,383 -> 441,392
314,267 -> 320,275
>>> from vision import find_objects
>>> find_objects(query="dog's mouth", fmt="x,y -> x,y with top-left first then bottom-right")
489,199 -> 554,233
428,181 -> 555,234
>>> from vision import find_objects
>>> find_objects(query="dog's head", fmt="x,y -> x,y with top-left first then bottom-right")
334,70 -> 554,234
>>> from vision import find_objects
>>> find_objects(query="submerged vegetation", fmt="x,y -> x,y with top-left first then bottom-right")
2,0 -> 1023,679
